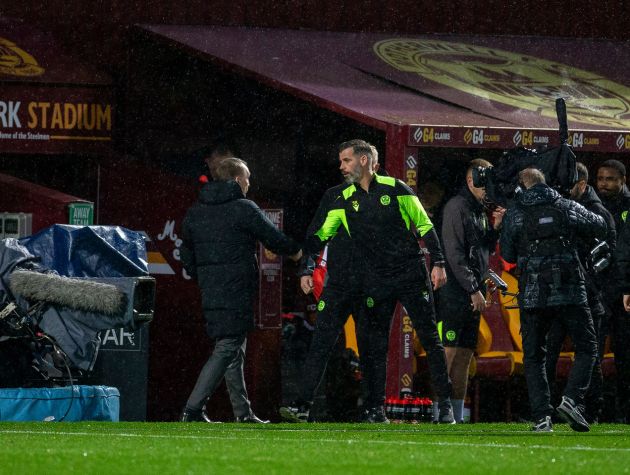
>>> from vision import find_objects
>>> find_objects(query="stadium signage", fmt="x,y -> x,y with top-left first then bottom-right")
407,125 -> 630,153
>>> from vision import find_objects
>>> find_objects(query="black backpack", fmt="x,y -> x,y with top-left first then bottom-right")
521,202 -> 574,258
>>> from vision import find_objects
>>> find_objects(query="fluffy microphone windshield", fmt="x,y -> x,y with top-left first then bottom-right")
9,270 -> 125,316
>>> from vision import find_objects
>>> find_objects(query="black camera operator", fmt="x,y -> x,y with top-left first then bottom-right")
500,168 -> 606,433
544,162 -> 616,423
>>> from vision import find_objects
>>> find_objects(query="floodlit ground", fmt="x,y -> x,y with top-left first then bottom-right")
1,422 -> 629,474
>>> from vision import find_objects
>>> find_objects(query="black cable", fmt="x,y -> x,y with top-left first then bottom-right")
35,333 -> 76,422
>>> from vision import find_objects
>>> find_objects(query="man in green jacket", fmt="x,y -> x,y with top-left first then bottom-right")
281,139 -> 454,423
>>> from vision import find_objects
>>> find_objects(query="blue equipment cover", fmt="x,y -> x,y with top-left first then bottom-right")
0,225 -> 151,370
0,385 -> 120,422
19,224 -> 148,277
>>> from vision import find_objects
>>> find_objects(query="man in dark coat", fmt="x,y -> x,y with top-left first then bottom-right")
180,157 -> 302,423
501,168 -> 606,433
596,159 -> 630,423
616,217 -> 630,312
546,162 -> 616,422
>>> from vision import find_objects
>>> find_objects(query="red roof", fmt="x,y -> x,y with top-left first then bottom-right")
140,25 -> 630,133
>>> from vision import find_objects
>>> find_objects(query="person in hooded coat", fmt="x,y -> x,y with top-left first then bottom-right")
180,157 -> 302,423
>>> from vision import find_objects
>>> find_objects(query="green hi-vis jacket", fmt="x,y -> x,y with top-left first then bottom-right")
304,174 -> 445,280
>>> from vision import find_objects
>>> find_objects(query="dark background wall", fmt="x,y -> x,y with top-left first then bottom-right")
4,0 -> 629,74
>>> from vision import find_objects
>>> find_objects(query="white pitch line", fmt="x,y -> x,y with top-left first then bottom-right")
1,430 -> 629,453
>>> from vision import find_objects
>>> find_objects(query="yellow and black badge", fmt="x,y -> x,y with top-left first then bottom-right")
374,38 -> 630,129
0,37 -> 45,77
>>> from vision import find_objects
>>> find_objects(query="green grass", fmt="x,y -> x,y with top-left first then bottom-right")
0,422 -> 629,474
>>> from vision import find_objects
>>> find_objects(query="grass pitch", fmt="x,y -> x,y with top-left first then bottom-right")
0,422 -> 629,474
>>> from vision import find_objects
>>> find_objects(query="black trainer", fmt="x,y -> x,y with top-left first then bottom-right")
437,401 -> 456,424
279,402 -> 311,422
364,406 -> 390,424
531,415 -> 553,432
236,412 -> 270,423
180,407 -> 221,423
556,396 -> 590,432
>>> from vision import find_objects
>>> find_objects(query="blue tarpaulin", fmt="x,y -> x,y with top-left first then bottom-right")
0,385 -> 120,421
0,225 -> 151,370
19,225 -> 148,278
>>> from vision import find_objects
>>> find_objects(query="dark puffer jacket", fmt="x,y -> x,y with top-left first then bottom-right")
181,180 -> 300,338
500,183 -> 606,309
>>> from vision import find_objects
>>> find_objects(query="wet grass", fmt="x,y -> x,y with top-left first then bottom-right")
0,422 -> 629,474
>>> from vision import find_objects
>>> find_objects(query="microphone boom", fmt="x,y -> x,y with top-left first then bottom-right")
9,270 -> 126,316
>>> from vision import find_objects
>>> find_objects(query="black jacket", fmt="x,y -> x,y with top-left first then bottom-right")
304,174 -> 444,285
615,217 -> 630,294
599,186 -> 630,295
600,185 -> 630,234
500,184 -> 606,309
578,185 -> 616,252
575,185 -> 616,311
301,183 -> 362,290
181,180 -> 300,338
440,186 -> 498,295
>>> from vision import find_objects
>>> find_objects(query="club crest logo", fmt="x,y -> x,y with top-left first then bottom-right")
352,200 -> 359,212
0,37 -> 45,77
380,195 -> 391,206
374,39 -> 630,129
446,330 -> 457,341
366,297 -> 374,308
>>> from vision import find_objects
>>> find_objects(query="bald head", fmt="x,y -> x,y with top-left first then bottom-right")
519,168 -> 546,189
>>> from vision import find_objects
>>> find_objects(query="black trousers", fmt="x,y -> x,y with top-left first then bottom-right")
298,285 -> 362,403
546,306 -> 604,420
521,304 -> 597,421
362,277 -> 452,408
607,296 -> 630,421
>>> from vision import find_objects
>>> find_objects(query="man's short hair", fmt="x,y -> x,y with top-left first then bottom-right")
519,168 -> 546,188
215,158 -> 248,181
369,144 -> 379,166
599,159 -> 626,178
576,162 -> 589,182
338,139 -> 374,164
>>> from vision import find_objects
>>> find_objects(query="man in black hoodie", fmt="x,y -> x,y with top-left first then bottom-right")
596,159 -> 630,423
438,158 -> 505,423
180,158 -> 302,423
501,168 -> 606,432
545,162 -> 615,423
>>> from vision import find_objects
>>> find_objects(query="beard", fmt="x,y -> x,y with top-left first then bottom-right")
344,167 -> 362,184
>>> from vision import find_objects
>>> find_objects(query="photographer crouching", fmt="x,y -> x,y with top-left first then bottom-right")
500,168 -> 607,432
